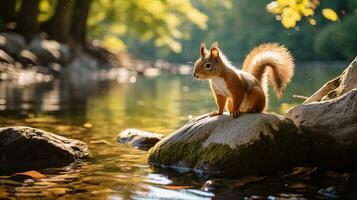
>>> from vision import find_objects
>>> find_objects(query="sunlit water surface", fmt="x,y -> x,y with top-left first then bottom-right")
1,62 -> 356,199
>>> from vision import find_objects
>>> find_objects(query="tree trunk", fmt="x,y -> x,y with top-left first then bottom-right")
0,0 -> 17,23
70,0 -> 92,45
47,0 -> 75,43
17,0 -> 40,40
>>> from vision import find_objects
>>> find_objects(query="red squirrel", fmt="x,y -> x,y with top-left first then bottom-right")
193,42 -> 294,118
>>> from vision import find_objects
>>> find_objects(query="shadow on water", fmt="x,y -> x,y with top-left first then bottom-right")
1,61 -> 356,199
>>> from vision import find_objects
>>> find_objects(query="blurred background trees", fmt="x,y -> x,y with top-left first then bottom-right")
145,0 -> 356,62
0,0 -> 356,63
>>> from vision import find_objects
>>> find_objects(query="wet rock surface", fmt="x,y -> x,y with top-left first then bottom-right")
118,128 -> 163,150
0,126 -> 90,166
148,113 -> 309,176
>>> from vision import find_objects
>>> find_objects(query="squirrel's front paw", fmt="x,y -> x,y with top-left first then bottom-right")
209,111 -> 223,117
230,110 -> 240,118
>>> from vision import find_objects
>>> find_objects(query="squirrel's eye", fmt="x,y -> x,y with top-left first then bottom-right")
204,63 -> 211,70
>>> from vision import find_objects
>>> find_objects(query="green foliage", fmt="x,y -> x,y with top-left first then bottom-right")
126,0 -> 356,62
12,0 -> 355,61
266,0 -> 342,28
267,0 -> 318,28
38,0 -> 56,22
315,14 -> 357,60
87,0 -> 208,52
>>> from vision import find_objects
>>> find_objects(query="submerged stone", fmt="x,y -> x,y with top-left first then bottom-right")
118,128 -> 163,150
148,113 -> 309,176
0,126 -> 90,166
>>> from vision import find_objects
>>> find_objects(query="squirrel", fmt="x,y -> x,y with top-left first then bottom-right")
193,42 -> 294,118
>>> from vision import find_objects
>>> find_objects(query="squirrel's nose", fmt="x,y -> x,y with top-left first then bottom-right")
194,73 -> 199,78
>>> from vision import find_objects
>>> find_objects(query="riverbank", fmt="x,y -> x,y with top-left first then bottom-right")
0,32 -> 192,86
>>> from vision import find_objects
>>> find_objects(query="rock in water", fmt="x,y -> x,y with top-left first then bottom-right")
118,128 -> 163,150
0,126 -> 90,166
148,113 -> 309,176
0,32 -> 26,56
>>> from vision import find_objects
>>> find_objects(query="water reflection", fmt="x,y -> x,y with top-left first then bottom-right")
0,62 -> 354,199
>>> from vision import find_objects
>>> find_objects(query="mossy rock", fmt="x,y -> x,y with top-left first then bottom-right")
148,113 -> 310,176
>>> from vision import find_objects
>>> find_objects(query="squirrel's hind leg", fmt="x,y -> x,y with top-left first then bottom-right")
247,87 -> 266,113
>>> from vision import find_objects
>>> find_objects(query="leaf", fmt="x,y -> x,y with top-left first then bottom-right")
281,7 -> 301,28
302,8 -> 314,16
322,8 -> 338,22
11,170 -> 46,181
163,185 -> 192,190
266,1 -> 281,14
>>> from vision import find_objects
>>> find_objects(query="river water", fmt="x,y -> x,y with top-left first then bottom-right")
0,62 -> 356,199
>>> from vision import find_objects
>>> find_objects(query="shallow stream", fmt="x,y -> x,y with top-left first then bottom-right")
1,62 -> 356,199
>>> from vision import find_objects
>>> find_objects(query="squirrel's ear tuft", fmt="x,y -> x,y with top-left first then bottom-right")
200,42 -> 207,57
210,47 -> 219,58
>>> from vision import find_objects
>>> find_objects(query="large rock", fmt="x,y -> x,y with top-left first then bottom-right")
0,32 -> 26,56
286,57 -> 357,169
0,126 -> 90,166
287,89 -> 357,168
148,113 -> 309,176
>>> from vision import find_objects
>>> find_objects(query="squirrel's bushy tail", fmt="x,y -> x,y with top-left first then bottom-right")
242,43 -> 294,98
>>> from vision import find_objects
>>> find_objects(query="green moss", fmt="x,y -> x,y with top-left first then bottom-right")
198,130 -> 309,175
148,141 -> 202,167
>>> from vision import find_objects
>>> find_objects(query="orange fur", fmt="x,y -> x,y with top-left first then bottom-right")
242,43 -> 295,98
193,42 -> 294,118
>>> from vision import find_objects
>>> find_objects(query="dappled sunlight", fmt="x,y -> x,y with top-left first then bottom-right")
267,0 -> 340,28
